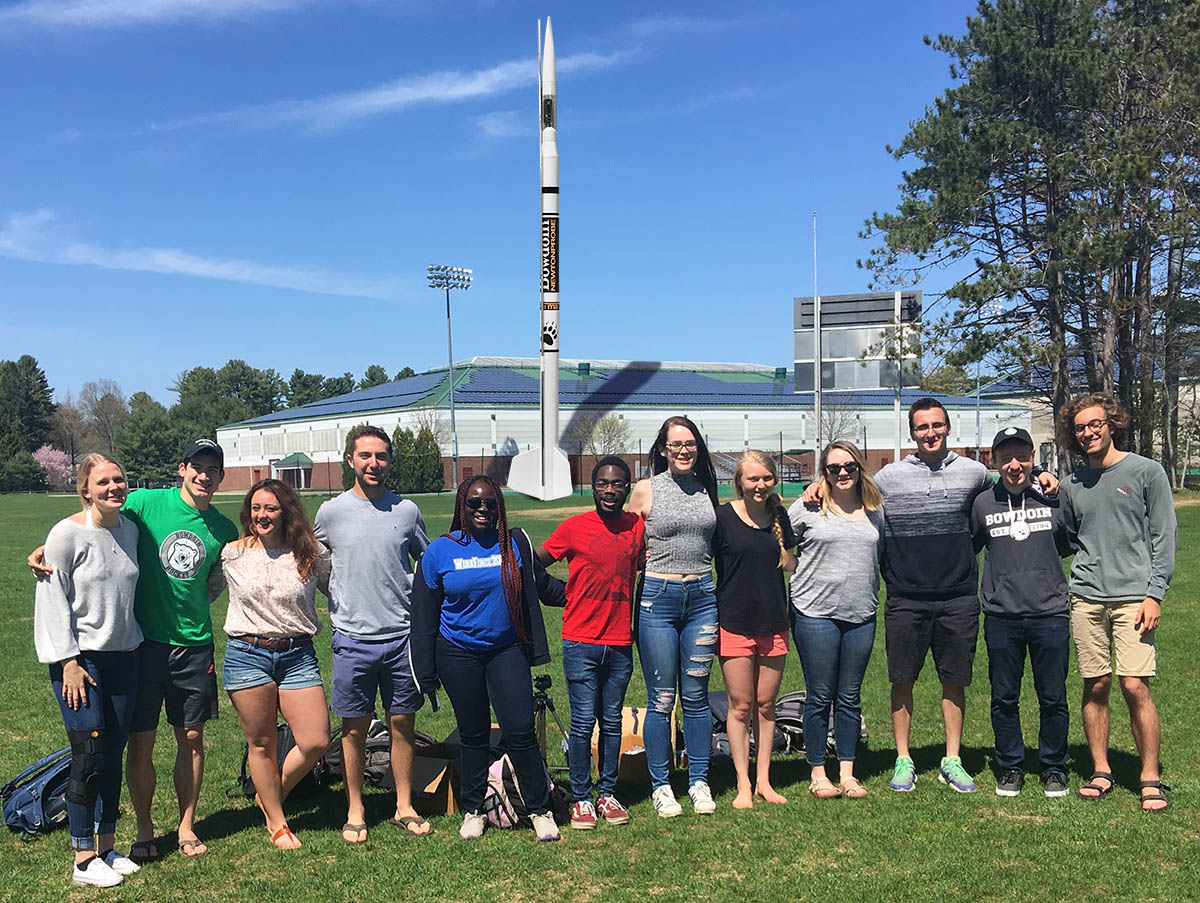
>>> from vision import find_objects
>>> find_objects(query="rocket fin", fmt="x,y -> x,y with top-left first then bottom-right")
508,446 -> 573,500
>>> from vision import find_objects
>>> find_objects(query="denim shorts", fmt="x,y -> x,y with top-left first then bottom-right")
222,637 -> 323,692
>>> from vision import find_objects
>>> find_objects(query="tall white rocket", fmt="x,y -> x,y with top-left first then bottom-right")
509,16 -> 573,500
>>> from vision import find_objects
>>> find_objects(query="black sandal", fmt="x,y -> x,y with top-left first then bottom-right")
1076,771 -> 1114,800
1139,780 -> 1170,813
128,839 -> 160,863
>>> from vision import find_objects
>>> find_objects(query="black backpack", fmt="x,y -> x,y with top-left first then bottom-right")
313,719 -> 437,790
774,690 -> 868,756
230,722 -> 348,800
708,690 -> 867,760
2,747 -> 72,838
709,691 -> 792,760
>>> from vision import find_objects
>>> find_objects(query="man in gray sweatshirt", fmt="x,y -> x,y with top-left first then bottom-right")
970,428 -> 1074,798
1059,393 -> 1176,812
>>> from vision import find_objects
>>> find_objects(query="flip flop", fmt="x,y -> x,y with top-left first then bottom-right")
128,840 -> 160,864
1139,780 -> 1171,813
177,838 -> 208,857
389,815 -> 435,837
341,822 -> 368,844
1077,771 -> 1115,800
270,825 -> 301,849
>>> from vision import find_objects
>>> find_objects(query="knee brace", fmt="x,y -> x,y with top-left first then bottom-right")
67,728 -> 105,805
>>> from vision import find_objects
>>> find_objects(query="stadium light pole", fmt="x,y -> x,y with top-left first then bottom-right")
427,265 -> 473,488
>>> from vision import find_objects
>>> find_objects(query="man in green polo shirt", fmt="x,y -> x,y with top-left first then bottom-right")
31,439 -> 237,859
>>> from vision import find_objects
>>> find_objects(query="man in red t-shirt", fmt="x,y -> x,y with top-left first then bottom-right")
538,456 -> 644,830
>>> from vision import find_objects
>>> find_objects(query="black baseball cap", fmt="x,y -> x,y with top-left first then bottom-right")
990,426 -> 1033,450
182,438 -> 224,468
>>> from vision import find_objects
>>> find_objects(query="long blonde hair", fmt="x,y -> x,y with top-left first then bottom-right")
76,453 -> 125,511
733,450 -> 789,569
817,441 -> 883,514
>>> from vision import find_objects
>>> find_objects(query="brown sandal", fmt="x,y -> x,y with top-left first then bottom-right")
1139,780 -> 1170,813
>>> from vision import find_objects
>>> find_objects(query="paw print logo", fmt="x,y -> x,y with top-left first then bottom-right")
542,323 -> 558,348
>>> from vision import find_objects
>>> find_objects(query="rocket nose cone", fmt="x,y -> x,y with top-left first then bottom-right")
542,18 -> 556,81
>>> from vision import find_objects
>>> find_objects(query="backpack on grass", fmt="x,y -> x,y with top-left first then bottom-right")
481,754 -> 570,829
310,718 -> 436,790
2,746 -> 71,838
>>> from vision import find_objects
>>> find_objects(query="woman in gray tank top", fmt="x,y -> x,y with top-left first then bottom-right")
628,416 -> 720,818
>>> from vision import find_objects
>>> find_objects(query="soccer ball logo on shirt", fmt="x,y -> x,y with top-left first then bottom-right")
160,531 -> 206,579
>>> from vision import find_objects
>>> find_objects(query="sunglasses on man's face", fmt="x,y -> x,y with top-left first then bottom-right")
465,497 -> 499,512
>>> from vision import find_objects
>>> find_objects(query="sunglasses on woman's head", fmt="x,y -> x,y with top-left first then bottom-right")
824,462 -> 860,476
465,497 -> 499,512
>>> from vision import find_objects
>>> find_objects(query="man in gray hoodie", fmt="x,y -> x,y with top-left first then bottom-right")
970,428 -> 1074,798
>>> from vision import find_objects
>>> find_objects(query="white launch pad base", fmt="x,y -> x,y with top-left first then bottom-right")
507,446 -> 574,500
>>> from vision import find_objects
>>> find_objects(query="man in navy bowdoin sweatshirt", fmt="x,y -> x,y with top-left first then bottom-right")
970,427 -> 1075,799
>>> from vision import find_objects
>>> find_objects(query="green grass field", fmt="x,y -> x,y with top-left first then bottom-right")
1,491 -> 1197,903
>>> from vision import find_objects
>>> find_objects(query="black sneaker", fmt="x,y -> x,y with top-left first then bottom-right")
1041,770 -> 1069,798
995,768 -> 1024,797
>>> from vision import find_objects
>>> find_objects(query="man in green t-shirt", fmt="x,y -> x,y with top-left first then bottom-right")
31,439 -> 238,859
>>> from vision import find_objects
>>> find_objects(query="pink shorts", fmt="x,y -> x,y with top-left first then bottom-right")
719,628 -> 788,658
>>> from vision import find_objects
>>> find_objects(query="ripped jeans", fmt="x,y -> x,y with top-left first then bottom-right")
636,574 -> 719,788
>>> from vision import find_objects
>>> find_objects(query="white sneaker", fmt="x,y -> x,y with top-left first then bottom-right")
102,850 -> 140,876
531,811 -> 560,842
652,785 -> 683,818
459,811 -> 487,840
689,781 -> 716,814
72,856 -> 123,887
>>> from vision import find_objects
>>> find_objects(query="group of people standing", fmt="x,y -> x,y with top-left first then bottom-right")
28,390 -> 1177,886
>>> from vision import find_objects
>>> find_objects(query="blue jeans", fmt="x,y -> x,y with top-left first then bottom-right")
50,650 -> 139,849
562,640 -> 634,801
636,574 -> 719,788
791,613 -> 875,764
984,614 -> 1069,771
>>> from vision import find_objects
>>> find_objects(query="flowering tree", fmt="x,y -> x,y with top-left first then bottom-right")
33,444 -> 72,486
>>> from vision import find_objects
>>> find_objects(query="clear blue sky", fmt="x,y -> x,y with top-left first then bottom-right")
1,0 -> 977,404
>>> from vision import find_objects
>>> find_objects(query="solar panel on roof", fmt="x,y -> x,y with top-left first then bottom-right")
232,365 -> 1013,426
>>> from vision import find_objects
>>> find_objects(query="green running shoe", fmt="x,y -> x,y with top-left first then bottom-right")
938,756 -> 977,793
889,755 -> 916,792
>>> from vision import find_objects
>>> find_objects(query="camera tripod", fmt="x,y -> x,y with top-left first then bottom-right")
532,674 -> 570,773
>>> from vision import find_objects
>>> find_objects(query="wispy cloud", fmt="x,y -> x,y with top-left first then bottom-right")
475,111 -> 524,139
0,0 -> 321,31
0,209 -> 393,298
145,48 -> 637,135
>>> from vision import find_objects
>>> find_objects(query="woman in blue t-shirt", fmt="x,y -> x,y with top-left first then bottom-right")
410,475 -> 566,841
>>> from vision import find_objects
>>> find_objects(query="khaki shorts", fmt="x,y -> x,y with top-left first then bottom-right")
1069,594 -> 1156,678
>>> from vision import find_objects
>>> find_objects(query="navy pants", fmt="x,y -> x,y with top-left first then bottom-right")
436,637 -> 551,815
984,614 -> 1069,772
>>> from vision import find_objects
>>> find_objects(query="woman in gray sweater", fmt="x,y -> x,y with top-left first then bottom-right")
34,454 -> 143,888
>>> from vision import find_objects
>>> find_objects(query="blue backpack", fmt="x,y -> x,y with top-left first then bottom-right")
1,747 -> 71,838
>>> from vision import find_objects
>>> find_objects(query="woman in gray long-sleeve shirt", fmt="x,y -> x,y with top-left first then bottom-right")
33,454 -> 143,888
788,441 -> 884,799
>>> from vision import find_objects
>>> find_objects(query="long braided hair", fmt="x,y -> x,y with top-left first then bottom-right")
446,475 -> 528,644
733,450 -> 789,569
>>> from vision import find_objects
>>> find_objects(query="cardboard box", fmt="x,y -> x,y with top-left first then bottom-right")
590,706 -> 676,783
412,742 -> 460,816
